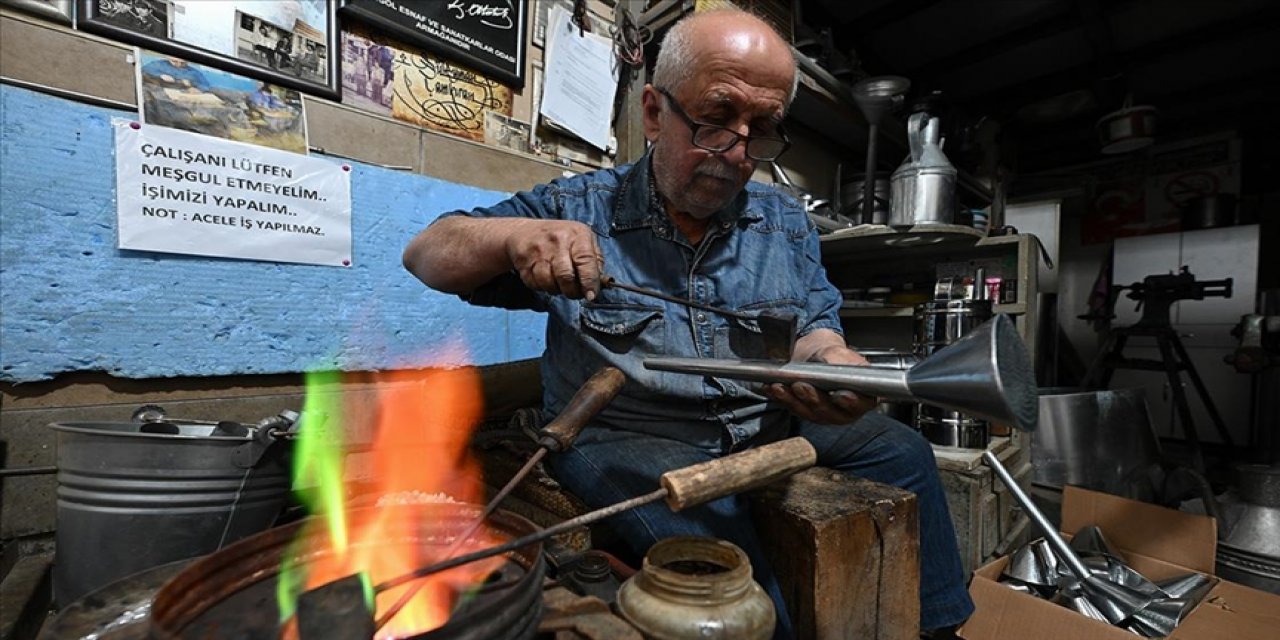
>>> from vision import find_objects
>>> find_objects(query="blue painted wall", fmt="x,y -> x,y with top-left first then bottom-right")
0,85 -> 546,383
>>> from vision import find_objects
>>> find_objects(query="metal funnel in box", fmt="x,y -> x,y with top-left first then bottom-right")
644,315 -> 1038,432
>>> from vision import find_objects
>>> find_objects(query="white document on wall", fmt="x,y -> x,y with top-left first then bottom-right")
114,119 -> 352,267
539,5 -> 617,152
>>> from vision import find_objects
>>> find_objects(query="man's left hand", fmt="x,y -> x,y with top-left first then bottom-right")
763,345 -> 879,425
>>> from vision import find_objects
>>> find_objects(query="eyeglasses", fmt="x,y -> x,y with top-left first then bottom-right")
656,87 -> 791,162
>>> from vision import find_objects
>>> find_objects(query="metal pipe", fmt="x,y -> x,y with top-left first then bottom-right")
984,450 -> 1089,578
644,357 -> 912,399
0,465 -> 58,477
862,123 -> 879,224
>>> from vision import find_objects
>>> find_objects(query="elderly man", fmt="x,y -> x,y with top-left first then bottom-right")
403,9 -> 972,637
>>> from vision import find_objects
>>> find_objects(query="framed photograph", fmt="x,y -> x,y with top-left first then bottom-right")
339,0 -> 528,89
78,1 -> 339,99
0,0 -> 74,24
136,48 -> 309,154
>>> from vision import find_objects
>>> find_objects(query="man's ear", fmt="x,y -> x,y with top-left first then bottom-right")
642,85 -> 662,143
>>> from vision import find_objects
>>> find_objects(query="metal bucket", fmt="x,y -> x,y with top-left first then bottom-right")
49,420 -> 292,606
1031,388 -> 1161,498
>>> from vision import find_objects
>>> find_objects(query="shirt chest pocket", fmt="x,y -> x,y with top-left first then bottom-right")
579,303 -> 666,354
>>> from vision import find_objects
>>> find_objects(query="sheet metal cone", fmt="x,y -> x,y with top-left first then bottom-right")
1066,593 -> 1111,623
1070,525 -> 1122,559
1127,597 -> 1191,637
1004,542 -> 1055,587
1081,575 -> 1152,624
906,315 -> 1038,431
1105,558 -> 1162,595
1155,572 -> 1212,601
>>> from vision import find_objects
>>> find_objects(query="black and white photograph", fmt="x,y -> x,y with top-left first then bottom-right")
0,0 -> 73,24
234,11 -> 328,88
93,0 -> 170,38
77,0 -> 339,99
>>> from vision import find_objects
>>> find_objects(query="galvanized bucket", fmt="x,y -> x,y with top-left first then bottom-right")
49,418 -> 293,606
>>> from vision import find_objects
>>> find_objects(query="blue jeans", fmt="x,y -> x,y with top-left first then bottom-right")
546,412 -> 974,638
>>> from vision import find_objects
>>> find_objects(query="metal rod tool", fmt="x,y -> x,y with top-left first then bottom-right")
646,314 -> 1038,431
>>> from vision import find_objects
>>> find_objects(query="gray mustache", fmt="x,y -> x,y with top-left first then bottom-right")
695,159 -> 738,180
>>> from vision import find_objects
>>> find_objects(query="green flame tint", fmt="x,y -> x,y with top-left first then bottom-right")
276,370 -> 349,623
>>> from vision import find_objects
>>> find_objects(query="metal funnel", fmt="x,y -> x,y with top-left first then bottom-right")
644,315 -> 1038,432
851,76 -> 911,127
851,75 -> 910,225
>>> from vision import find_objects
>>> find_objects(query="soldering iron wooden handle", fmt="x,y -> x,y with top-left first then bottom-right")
538,367 -> 626,452
660,437 -> 817,511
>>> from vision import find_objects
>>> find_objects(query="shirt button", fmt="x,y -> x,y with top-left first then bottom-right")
695,313 -> 707,323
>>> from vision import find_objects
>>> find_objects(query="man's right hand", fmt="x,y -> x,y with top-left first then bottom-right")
505,220 -> 604,300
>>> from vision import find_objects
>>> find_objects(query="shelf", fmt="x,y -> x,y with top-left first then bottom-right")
839,302 -> 1025,319
820,223 -> 985,262
839,306 -> 915,318
933,436 -> 1012,473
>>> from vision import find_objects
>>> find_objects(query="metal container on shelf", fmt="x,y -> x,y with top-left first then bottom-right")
841,172 -> 891,225
889,113 -> 956,228
913,299 -> 994,448
914,299 -> 994,356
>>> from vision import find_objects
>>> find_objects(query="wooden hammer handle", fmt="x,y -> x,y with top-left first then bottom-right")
538,367 -> 626,451
660,437 -> 817,511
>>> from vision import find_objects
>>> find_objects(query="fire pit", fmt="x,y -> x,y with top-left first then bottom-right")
149,503 -> 544,640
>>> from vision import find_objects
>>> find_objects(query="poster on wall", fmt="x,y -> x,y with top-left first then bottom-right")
114,119 -> 352,267
137,49 -> 308,155
339,0 -> 528,88
0,0 -> 73,24
78,0 -> 339,99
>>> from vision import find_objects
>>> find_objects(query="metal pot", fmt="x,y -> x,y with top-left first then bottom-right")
1181,193 -> 1238,230
841,172 -> 891,225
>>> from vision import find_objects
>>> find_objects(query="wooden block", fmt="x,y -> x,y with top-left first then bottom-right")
751,468 -> 919,640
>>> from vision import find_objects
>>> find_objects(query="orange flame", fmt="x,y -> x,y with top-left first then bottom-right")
291,357 -> 506,638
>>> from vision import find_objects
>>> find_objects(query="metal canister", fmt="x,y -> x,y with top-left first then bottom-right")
616,537 -> 775,639
914,299 -> 994,356
913,300 -> 994,448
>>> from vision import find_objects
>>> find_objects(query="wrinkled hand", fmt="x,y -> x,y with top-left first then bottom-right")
505,220 -> 603,300
764,345 -> 879,424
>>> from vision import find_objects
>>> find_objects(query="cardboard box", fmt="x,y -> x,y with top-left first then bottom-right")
960,486 -> 1280,639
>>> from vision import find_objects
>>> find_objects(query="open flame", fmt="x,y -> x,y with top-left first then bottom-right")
281,356 -> 506,638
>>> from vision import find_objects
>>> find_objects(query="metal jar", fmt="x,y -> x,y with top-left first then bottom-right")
49,420 -> 291,606
914,300 -> 994,448
616,537 -> 775,640
914,299 -> 994,356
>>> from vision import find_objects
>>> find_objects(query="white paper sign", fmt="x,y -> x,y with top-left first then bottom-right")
539,5 -> 617,152
114,119 -> 352,267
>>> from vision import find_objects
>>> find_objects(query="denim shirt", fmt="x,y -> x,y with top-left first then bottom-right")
445,152 -> 844,450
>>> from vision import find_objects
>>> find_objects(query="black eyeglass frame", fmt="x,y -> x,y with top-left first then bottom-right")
655,87 -> 792,161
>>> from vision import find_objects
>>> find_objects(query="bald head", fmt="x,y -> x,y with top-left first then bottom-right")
652,9 -> 798,110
